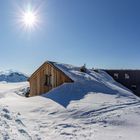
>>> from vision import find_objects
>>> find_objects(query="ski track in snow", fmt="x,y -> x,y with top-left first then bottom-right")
0,66 -> 140,140
0,83 -> 140,140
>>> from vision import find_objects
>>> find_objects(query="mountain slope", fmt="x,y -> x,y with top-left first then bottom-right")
0,70 -> 28,82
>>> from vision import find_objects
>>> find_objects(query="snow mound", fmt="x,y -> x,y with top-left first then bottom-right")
0,70 -> 28,82
0,77 -> 140,139
43,62 -> 137,107
0,62 -> 140,140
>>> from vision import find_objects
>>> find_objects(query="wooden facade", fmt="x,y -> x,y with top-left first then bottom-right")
29,61 -> 73,96
104,69 -> 140,97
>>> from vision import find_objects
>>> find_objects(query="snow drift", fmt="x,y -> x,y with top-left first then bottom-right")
0,62 -> 140,140
43,62 -> 137,107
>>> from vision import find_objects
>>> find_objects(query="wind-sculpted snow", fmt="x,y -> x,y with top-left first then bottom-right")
0,63 -> 140,140
44,62 -> 137,107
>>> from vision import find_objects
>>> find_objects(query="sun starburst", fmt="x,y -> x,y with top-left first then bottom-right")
15,3 -> 41,32
22,10 -> 37,28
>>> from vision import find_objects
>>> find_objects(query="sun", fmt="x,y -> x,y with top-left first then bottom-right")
15,4 -> 40,31
22,11 -> 37,27
15,3 -> 43,32
21,9 -> 38,30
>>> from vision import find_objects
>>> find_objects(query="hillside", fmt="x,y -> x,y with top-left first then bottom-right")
0,63 -> 140,140
0,70 -> 28,82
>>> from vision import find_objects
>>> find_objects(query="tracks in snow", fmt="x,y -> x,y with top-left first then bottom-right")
0,106 -> 40,140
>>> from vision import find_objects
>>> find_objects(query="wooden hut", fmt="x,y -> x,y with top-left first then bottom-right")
28,61 -> 73,96
104,69 -> 140,97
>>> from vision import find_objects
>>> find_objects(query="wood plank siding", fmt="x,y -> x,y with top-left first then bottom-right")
29,62 -> 73,96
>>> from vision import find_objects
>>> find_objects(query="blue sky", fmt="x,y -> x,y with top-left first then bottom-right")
0,0 -> 140,75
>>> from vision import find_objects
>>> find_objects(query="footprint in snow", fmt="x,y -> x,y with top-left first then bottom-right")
18,129 -> 32,140
2,108 -> 10,113
3,113 -> 12,120
15,118 -> 25,127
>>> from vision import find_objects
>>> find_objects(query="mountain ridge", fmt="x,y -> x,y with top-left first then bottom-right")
0,69 -> 28,82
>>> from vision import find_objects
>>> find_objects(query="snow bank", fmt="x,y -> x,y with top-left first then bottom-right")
0,62 -> 140,140
44,62 -> 137,107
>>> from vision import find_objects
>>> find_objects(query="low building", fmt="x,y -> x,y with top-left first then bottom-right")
104,69 -> 140,97
29,61 -> 140,97
28,61 -> 73,96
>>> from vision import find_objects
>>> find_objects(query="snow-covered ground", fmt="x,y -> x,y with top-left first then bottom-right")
0,64 -> 140,140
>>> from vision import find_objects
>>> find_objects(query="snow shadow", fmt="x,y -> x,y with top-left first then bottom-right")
42,80 -> 132,108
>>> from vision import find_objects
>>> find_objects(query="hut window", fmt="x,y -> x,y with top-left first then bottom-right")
125,73 -> 130,79
131,85 -> 136,90
44,74 -> 52,86
114,73 -> 119,79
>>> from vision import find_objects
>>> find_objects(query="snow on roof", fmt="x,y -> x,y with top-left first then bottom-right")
30,60 -> 115,83
29,61 -> 138,107
45,61 -> 137,100
48,61 -> 132,88
48,61 -> 82,82
48,61 -> 102,82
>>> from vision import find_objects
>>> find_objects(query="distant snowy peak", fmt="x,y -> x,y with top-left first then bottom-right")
0,70 -> 28,82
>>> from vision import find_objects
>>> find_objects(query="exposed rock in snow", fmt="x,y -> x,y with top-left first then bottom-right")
0,70 -> 28,82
